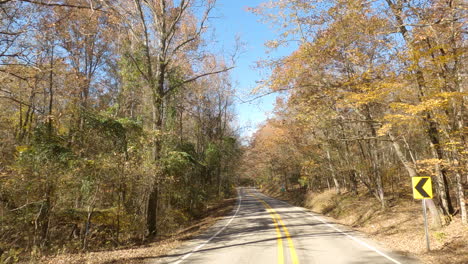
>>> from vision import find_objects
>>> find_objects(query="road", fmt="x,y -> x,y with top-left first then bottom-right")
150,188 -> 419,264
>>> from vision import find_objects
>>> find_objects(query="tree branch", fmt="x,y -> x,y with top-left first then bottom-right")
19,0 -> 103,10
10,201 -> 43,212
170,0 -> 215,55
0,95 -> 45,114
0,68 -> 28,80
237,87 -> 294,104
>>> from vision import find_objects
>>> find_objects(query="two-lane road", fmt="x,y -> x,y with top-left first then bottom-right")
150,188 -> 418,264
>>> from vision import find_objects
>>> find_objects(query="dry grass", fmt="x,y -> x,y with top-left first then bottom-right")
35,198 -> 236,264
270,187 -> 468,264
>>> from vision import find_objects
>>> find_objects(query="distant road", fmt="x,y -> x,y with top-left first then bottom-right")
150,187 -> 419,264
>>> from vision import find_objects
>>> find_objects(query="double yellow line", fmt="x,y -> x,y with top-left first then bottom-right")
249,193 -> 299,264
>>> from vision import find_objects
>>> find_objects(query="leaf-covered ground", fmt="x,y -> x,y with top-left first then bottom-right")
38,198 -> 236,264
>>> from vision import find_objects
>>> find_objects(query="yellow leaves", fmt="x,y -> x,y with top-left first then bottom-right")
442,141 -> 467,153
377,123 -> 392,137
418,158 -> 444,165
416,158 -> 450,176
437,91 -> 468,99
344,90 -> 380,107
383,91 -> 464,129
300,160 -> 318,182
342,80 -> 397,108
391,98 -> 448,115
301,159 -> 318,169
15,145 -> 29,154
382,114 -> 414,123
389,102 -> 412,112
85,159 -> 96,166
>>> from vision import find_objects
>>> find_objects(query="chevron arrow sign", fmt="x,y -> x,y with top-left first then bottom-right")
412,177 -> 433,199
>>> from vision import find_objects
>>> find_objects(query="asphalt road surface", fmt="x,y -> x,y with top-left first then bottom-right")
150,188 -> 419,264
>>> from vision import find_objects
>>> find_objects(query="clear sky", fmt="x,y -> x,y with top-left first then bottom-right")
212,0 -> 295,140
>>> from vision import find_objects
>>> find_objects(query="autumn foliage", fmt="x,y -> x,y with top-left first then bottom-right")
246,0 -> 466,227
0,0 -> 240,261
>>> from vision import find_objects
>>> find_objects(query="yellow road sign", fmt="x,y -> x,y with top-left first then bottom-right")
412,177 -> 433,199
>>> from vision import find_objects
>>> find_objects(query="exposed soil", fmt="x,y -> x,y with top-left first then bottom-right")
35,198 -> 236,264
265,186 -> 468,264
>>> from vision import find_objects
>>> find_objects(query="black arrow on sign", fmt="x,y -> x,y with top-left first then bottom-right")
415,178 -> 430,198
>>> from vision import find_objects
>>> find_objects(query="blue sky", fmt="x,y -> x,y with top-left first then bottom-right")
211,0 -> 295,139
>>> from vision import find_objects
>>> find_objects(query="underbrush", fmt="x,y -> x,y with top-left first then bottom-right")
0,191 -> 235,264
35,197 -> 236,264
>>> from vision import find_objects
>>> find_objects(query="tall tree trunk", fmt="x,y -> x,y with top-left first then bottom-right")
388,132 -> 442,227
19,84 -> 37,143
363,105 -> 385,208
338,120 -> 358,195
430,143 -> 454,216
455,169 -> 466,224
146,185 -> 158,237
48,47 -> 54,137
217,165 -> 222,197
385,0 -> 454,217
326,149 -> 340,194
36,182 -> 52,248
146,94 -> 163,238
350,170 -> 358,195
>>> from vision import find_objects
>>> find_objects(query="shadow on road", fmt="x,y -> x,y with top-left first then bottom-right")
113,189 -> 420,264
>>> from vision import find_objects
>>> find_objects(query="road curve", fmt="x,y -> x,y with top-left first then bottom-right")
149,187 -> 419,264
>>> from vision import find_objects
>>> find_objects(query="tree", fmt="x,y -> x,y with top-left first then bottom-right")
0,1 -> 242,259
248,0 -> 466,225
107,0 -> 234,237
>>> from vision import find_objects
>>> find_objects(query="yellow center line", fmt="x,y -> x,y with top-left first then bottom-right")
248,192 -> 300,264
248,194 -> 284,264
269,206 -> 285,264
272,210 -> 299,264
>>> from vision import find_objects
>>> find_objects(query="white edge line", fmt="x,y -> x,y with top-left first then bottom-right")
173,189 -> 243,264
271,197 -> 402,264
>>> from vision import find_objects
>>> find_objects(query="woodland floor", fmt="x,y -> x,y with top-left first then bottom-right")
35,198 -> 236,264
265,186 -> 468,264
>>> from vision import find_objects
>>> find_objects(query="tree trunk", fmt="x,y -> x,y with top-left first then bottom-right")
430,142 -> 454,216
455,169 -> 467,224
350,170 -> 358,195
326,149 -> 340,194
338,120 -> 358,195
385,0 -> 454,218
82,209 -> 93,250
48,46 -> 54,137
388,132 -> 442,227
146,185 -> 158,237
217,165 -> 222,197
363,105 -> 385,208
38,200 -> 50,248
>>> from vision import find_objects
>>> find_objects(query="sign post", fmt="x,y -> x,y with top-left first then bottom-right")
412,176 -> 433,251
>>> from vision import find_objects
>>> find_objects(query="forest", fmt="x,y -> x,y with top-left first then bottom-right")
0,0 -> 242,261
243,0 -> 466,228
0,0 -> 466,263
